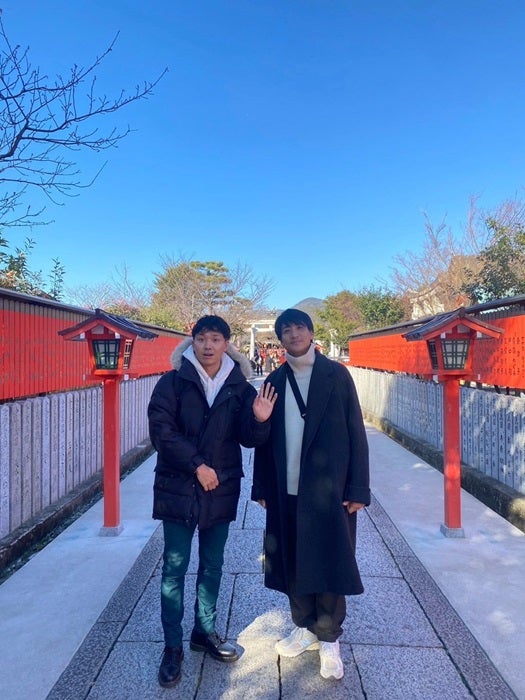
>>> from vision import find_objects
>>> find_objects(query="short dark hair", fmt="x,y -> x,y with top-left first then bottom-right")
274,308 -> 314,341
192,315 -> 231,340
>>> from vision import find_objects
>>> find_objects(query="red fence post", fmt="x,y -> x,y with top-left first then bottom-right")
100,377 -> 123,535
441,379 -> 464,537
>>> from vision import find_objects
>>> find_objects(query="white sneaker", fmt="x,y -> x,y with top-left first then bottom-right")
275,626 -> 319,657
319,640 -> 344,680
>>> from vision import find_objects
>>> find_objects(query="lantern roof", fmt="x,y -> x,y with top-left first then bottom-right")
403,306 -> 503,342
58,308 -> 158,341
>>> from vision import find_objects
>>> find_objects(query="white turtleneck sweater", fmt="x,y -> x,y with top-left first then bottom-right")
284,342 -> 316,495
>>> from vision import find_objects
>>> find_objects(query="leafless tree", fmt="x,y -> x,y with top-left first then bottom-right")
388,194 -> 525,317
388,200 -> 485,316
65,264 -> 153,319
0,15 -> 166,228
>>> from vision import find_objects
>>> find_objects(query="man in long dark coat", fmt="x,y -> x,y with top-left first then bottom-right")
252,308 -> 370,681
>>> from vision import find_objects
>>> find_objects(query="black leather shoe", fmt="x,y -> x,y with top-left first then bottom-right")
190,630 -> 239,662
158,646 -> 183,688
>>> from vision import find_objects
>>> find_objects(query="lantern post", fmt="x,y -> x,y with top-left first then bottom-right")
59,309 -> 157,535
404,308 -> 503,537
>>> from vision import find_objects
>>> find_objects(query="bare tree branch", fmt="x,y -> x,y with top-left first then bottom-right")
0,16 -> 167,227
148,255 -> 275,335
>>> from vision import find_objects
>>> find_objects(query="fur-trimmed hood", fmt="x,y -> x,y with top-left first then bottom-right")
170,337 -> 253,379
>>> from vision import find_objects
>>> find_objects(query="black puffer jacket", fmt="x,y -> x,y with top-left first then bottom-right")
148,339 -> 270,529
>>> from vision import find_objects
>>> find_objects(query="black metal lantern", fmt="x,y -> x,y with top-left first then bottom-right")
92,338 -> 122,370
427,336 -> 471,372
59,309 -> 157,377
404,307 -> 502,377
441,338 -> 470,370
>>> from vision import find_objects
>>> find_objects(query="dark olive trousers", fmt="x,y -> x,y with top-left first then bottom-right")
286,495 -> 346,642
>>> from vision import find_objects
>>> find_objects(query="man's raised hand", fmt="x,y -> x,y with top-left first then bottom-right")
253,382 -> 277,422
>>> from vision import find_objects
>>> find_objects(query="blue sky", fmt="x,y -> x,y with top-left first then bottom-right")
3,0 -> 525,310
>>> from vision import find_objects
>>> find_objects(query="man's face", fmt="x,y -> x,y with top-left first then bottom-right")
192,330 -> 229,376
280,322 -> 314,357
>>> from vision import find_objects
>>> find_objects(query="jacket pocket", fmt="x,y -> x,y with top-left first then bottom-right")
153,473 -> 195,522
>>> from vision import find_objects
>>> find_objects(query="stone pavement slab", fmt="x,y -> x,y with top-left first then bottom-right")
45,446 -> 516,700
0,459 -> 160,700
367,428 -> 525,699
1,428 -> 521,700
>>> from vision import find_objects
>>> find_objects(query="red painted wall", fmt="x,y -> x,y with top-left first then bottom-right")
348,315 -> 525,389
0,293 -> 186,402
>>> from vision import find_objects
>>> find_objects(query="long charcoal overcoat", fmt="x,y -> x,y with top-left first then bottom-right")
252,351 -> 370,596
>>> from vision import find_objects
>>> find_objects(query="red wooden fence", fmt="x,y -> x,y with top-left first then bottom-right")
3,289 -> 525,402
0,290 -> 186,402
348,299 -> 525,391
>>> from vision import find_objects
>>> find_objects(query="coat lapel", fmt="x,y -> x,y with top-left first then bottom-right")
268,366 -> 288,490
268,354 -> 335,471
302,354 -> 334,457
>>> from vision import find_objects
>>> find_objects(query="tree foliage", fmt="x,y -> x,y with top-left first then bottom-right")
389,196 -> 525,316
389,208 -> 481,316
317,290 -> 360,350
353,285 -> 407,329
0,234 -> 65,298
147,257 -> 275,336
462,216 -> 525,303
317,287 -> 407,352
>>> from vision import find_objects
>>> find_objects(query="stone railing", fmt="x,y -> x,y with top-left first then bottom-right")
3,365 -> 524,561
350,366 -> 525,495
0,375 -> 160,543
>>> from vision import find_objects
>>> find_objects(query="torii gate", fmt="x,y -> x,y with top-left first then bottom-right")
248,319 -> 276,358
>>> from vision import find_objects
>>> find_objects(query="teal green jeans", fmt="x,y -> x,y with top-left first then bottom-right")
161,520 -> 230,647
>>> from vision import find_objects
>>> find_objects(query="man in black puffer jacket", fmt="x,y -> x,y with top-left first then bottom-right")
148,315 -> 276,688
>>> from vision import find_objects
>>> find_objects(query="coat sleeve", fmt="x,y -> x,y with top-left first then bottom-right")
341,368 -> 371,506
250,371 -> 282,502
251,439 -> 271,502
236,382 -> 272,449
148,372 -> 206,473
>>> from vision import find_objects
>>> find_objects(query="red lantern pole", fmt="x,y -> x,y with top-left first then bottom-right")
100,377 -> 123,535
441,378 -> 464,537
58,309 -> 158,536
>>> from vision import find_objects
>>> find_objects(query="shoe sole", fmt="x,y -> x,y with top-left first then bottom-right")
320,660 -> 344,680
275,641 -> 320,657
158,673 -> 181,688
158,650 -> 184,687
320,669 -> 344,680
189,641 -> 239,662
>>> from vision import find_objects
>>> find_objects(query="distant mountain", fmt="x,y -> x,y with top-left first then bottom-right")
293,297 -> 325,311
272,298 -> 325,315
294,297 -> 324,319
